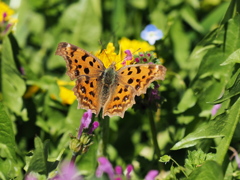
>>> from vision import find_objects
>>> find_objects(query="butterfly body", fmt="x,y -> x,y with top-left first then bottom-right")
56,42 -> 166,118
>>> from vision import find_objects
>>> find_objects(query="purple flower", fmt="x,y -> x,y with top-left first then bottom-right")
141,24 -> 163,45
88,121 -> 99,134
135,58 -> 140,63
144,170 -> 159,180
96,157 -> 115,180
126,165 -> 133,179
149,83 -> 161,102
78,109 -> 92,138
51,161 -> 82,180
96,157 -> 134,180
122,49 -> 133,65
115,166 -> 122,175
211,104 -> 221,116
25,173 -> 37,180
2,12 -> 7,22
124,50 -> 133,60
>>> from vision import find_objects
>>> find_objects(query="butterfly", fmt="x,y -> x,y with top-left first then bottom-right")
56,42 -> 167,118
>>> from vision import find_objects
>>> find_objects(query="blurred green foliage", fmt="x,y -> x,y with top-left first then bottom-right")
0,0 -> 240,179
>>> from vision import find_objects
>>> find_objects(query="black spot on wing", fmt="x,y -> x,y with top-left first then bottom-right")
84,68 -> 90,74
127,78 -> 133,84
82,54 -> 89,61
89,61 -> 94,67
136,66 -> 141,74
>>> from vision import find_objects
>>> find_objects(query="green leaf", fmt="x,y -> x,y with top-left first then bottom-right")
215,97 -> 240,165
0,102 -> 19,179
188,160 -> 223,180
181,5 -> 204,33
170,19 -> 191,70
174,89 -> 197,114
1,36 -> 26,117
214,72 -> 240,104
185,149 -> 214,175
27,137 -> 49,175
221,48 -> 240,65
171,114 -> 225,150
0,102 -> 16,160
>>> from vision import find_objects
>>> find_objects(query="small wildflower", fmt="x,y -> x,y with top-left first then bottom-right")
96,157 -> 115,180
141,24 -> 163,45
121,49 -> 133,65
0,2 -> 14,22
126,165 -> 134,179
124,50 -> 133,60
57,80 -> 76,105
78,109 -> 92,138
95,43 -> 122,70
211,104 -> 221,116
115,166 -> 122,175
144,170 -> 159,180
0,2 -> 16,38
23,85 -> 40,99
149,83 -> 161,102
69,110 -> 99,155
25,173 -> 38,180
135,58 -> 140,63
133,51 -> 159,64
51,161 -> 82,180
88,121 -> 99,134
96,157 -> 134,180
229,147 -> 240,169
119,37 -> 155,53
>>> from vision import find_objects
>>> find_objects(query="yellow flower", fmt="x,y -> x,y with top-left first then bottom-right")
24,85 -> 40,98
95,43 -> 123,70
0,2 -> 14,22
118,37 -> 155,54
95,38 -> 156,70
57,80 -> 76,105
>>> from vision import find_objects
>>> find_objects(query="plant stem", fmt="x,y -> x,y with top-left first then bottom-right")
99,116 -> 109,156
71,153 -> 77,164
149,109 -> 163,169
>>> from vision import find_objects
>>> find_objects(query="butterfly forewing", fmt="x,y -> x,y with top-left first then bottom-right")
55,42 -> 105,80
117,64 -> 166,95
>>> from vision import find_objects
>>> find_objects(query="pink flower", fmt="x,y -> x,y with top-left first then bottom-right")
126,165 -> 134,179
51,161 -> 82,180
77,109 -> 92,138
96,157 -> 134,180
96,157 -> 115,180
25,173 -> 37,180
211,104 -> 221,116
124,50 -> 133,60
144,170 -> 159,180
135,58 -> 140,63
149,83 -> 161,102
88,121 -> 99,134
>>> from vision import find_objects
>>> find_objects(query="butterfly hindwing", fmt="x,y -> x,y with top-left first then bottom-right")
74,76 -> 103,116
103,82 -> 136,118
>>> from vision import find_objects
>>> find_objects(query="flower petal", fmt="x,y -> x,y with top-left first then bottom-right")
78,110 -> 92,138
96,157 -> 115,180
145,170 -> 159,180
